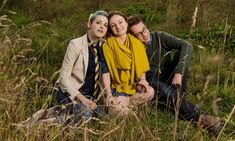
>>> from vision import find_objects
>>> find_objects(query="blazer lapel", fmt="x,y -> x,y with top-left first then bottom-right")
82,34 -> 89,77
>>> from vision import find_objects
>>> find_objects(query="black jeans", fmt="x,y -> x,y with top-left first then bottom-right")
147,78 -> 201,122
147,48 -> 201,121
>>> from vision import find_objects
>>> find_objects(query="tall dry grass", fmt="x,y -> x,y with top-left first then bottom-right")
0,2 -> 235,141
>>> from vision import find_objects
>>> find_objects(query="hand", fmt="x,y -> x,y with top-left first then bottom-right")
171,73 -> 182,87
137,79 -> 149,93
106,94 -> 116,106
78,95 -> 97,110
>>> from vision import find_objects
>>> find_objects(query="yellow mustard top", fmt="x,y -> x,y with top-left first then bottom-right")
103,34 -> 149,95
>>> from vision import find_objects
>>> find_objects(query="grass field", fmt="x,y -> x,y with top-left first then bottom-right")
0,0 -> 234,140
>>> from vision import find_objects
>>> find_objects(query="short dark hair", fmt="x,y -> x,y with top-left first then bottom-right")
127,15 -> 142,28
127,15 -> 143,34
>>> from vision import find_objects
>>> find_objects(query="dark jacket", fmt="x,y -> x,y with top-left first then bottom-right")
146,31 -> 193,84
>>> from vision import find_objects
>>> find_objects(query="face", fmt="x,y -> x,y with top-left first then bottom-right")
130,22 -> 150,45
89,15 -> 108,39
109,14 -> 128,37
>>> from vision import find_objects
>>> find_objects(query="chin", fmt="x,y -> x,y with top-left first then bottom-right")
96,34 -> 105,38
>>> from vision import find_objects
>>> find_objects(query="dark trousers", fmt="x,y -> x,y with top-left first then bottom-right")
149,80 -> 200,121
147,50 -> 200,122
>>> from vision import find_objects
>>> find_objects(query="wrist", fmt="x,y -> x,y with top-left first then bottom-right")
105,88 -> 112,93
138,78 -> 146,81
74,93 -> 84,101
106,92 -> 112,98
138,79 -> 147,84
175,73 -> 182,76
106,91 -> 113,98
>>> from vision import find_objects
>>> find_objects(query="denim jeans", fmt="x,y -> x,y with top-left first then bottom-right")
55,88 -> 106,123
111,89 -> 129,97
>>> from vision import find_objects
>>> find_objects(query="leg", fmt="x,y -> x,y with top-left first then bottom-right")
152,81 -> 223,136
151,81 -> 201,121
129,86 -> 155,106
56,88 -> 93,123
112,96 -> 130,115
109,86 -> 154,115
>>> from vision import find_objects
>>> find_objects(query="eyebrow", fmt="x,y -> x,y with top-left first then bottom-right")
142,26 -> 146,30
135,26 -> 146,34
110,18 -> 124,25
117,19 -> 124,22
96,19 -> 108,23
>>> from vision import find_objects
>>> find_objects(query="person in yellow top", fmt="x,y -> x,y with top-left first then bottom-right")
102,11 -> 155,114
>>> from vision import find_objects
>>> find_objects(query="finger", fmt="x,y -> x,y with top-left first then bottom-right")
110,99 -> 114,104
109,100 -> 114,106
111,99 -> 117,105
141,85 -> 147,89
91,103 -> 97,110
93,105 -> 97,110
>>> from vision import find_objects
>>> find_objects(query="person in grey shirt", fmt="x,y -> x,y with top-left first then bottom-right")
128,15 -> 223,136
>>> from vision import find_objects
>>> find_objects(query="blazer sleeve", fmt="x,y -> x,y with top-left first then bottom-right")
60,40 -> 82,100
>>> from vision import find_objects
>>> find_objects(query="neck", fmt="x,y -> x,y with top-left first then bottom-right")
88,31 -> 99,44
118,33 -> 127,45
145,40 -> 149,45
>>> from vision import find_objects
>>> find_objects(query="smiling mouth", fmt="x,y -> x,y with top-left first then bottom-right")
97,30 -> 103,33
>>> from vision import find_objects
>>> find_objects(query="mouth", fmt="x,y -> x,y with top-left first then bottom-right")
143,36 -> 148,40
97,30 -> 104,33
115,28 -> 122,33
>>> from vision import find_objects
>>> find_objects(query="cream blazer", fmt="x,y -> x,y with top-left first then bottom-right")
56,34 -> 89,102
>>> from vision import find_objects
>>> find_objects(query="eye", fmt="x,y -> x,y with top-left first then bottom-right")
104,23 -> 108,27
135,33 -> 141,37
110,24 -> 115,28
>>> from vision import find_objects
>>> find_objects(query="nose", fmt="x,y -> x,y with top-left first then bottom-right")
100,24 -> 104,29
143,31 -> 148,38
116,24 -> 121,30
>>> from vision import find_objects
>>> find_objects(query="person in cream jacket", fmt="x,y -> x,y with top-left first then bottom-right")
55,10 -> 109,121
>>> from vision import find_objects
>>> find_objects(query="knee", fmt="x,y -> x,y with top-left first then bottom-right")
112,103 -> 130,116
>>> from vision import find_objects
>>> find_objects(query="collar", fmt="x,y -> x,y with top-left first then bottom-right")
146,33 -> 152,49
87,34 -> 99,47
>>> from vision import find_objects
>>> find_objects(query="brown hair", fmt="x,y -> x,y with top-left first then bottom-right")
108,11 -> 127,21
107,11 -> 128,36
127,15 -> 143,34
127,15 -> 142,27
